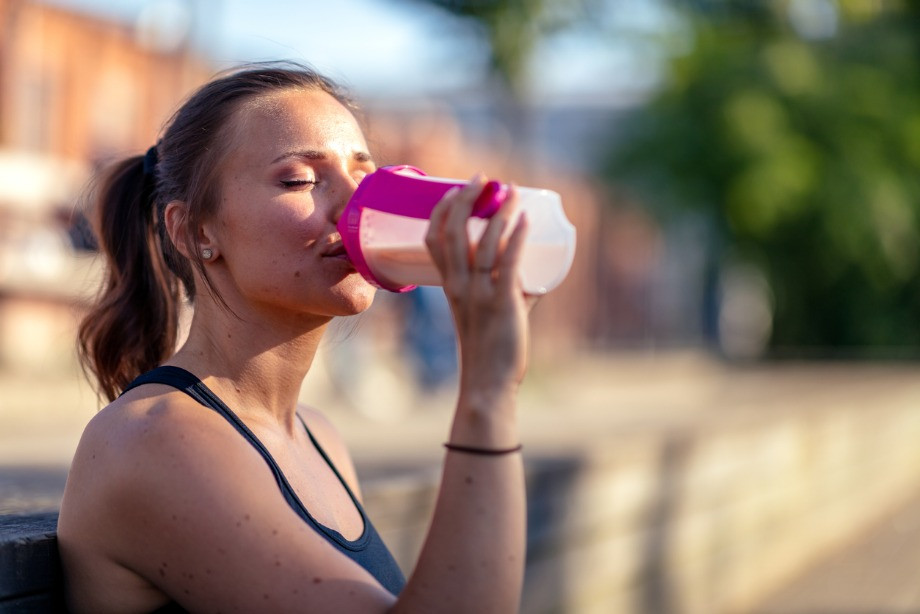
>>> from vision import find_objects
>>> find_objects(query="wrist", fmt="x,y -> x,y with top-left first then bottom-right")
450,387 -> 519,449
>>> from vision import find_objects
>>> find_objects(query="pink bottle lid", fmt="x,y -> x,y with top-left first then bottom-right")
338,166 -> 506,292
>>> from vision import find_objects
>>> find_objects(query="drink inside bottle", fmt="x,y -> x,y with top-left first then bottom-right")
357,186 -> 576,295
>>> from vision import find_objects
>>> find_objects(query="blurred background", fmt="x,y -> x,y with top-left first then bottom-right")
3,0 -> 920,612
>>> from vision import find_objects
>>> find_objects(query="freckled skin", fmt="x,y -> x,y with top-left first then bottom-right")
207,89 -> 377,319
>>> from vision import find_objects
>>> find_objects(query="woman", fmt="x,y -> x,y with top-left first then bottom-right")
57,63 -> 533,613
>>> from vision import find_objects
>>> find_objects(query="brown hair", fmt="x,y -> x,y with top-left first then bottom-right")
78,62 -> 357,401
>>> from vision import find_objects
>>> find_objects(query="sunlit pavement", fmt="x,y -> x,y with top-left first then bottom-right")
3,350 -> 920,612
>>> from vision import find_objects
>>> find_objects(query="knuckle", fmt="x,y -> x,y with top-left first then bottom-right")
444,281 -> 466,301
443,226 -> 464,242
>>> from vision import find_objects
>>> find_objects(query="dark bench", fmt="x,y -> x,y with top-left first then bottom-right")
0,512 -> 64,613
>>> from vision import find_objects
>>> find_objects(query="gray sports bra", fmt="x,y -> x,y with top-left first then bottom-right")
122,366 -> 406,611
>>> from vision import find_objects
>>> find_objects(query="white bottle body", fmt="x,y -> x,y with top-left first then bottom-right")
359,187 -> 576,295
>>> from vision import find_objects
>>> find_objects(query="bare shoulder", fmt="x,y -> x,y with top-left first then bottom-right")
58,386 -> 252,610
59,388 -> 393,612
72,384 -> 229,454
298,406 -> 362,500
62,385 -> 242,504
58,385 -> 252,552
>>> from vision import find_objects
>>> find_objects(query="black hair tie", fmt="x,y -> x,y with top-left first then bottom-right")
140,145 -> 159,211
143,145 -> 159,176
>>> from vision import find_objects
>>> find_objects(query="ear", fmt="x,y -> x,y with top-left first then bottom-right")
164,200 -> 219,261
164,200 -> 192,259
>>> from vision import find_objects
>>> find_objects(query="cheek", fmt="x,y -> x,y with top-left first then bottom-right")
219,194 -> 319,251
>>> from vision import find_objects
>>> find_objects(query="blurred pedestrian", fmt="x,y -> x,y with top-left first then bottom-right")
402,286 -> 458,392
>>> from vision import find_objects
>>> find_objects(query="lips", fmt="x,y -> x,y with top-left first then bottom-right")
322,240 -> 349,260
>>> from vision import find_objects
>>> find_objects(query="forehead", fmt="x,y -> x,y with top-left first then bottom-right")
229,88 -> 367,160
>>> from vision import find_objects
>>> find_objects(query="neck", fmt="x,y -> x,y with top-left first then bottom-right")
168,297 -> 330,432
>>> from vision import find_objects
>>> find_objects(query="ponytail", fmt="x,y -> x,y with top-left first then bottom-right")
78,154 -> 182,401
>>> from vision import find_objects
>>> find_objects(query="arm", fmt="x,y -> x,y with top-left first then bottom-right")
392,176 -> 532,613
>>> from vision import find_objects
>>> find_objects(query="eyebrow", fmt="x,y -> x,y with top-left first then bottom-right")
271,150 -> 374,164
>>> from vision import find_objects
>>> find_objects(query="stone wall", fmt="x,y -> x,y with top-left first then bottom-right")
361,389 -> 920,614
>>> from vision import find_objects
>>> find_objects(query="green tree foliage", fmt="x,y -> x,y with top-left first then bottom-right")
605,1 -> 920,352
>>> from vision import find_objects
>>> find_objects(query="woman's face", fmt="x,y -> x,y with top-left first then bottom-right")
208,88 -> 377,319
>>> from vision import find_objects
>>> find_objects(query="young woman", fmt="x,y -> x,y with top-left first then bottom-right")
57,63 -> 533,613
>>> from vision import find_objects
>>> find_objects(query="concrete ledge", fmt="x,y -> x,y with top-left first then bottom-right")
0,512 -> 63,613
360,393 -> 920,614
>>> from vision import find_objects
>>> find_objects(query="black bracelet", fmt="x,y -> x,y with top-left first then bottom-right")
443,442 -> 523,456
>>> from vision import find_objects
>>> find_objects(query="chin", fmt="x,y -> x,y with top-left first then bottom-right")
331,276 -> 377,315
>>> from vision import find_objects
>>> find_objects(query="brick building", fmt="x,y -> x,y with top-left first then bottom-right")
0,0 -> 209,160
0,0 -> 211,372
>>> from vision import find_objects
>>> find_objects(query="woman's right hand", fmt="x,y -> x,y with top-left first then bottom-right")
424,175 -> 535,431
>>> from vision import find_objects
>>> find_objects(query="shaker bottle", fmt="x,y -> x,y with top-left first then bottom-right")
338,165 -> 576,295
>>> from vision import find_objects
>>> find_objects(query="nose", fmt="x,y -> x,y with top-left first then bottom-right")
329,168 -> 363,225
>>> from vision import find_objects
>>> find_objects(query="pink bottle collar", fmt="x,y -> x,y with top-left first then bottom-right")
338,166 -> 506,292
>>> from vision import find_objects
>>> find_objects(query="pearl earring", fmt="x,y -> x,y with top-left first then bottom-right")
201,248 -> 213,260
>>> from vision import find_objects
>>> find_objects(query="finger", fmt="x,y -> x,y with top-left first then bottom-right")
425,185 -> 460,273
471,218 -> 505,294
474,184 -> 519,272
494,208 -> 530,293
471,186 -> 518,294
440,174 -> 486,284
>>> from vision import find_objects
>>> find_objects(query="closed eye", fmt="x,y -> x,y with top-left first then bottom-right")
281,179 -> 319,189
